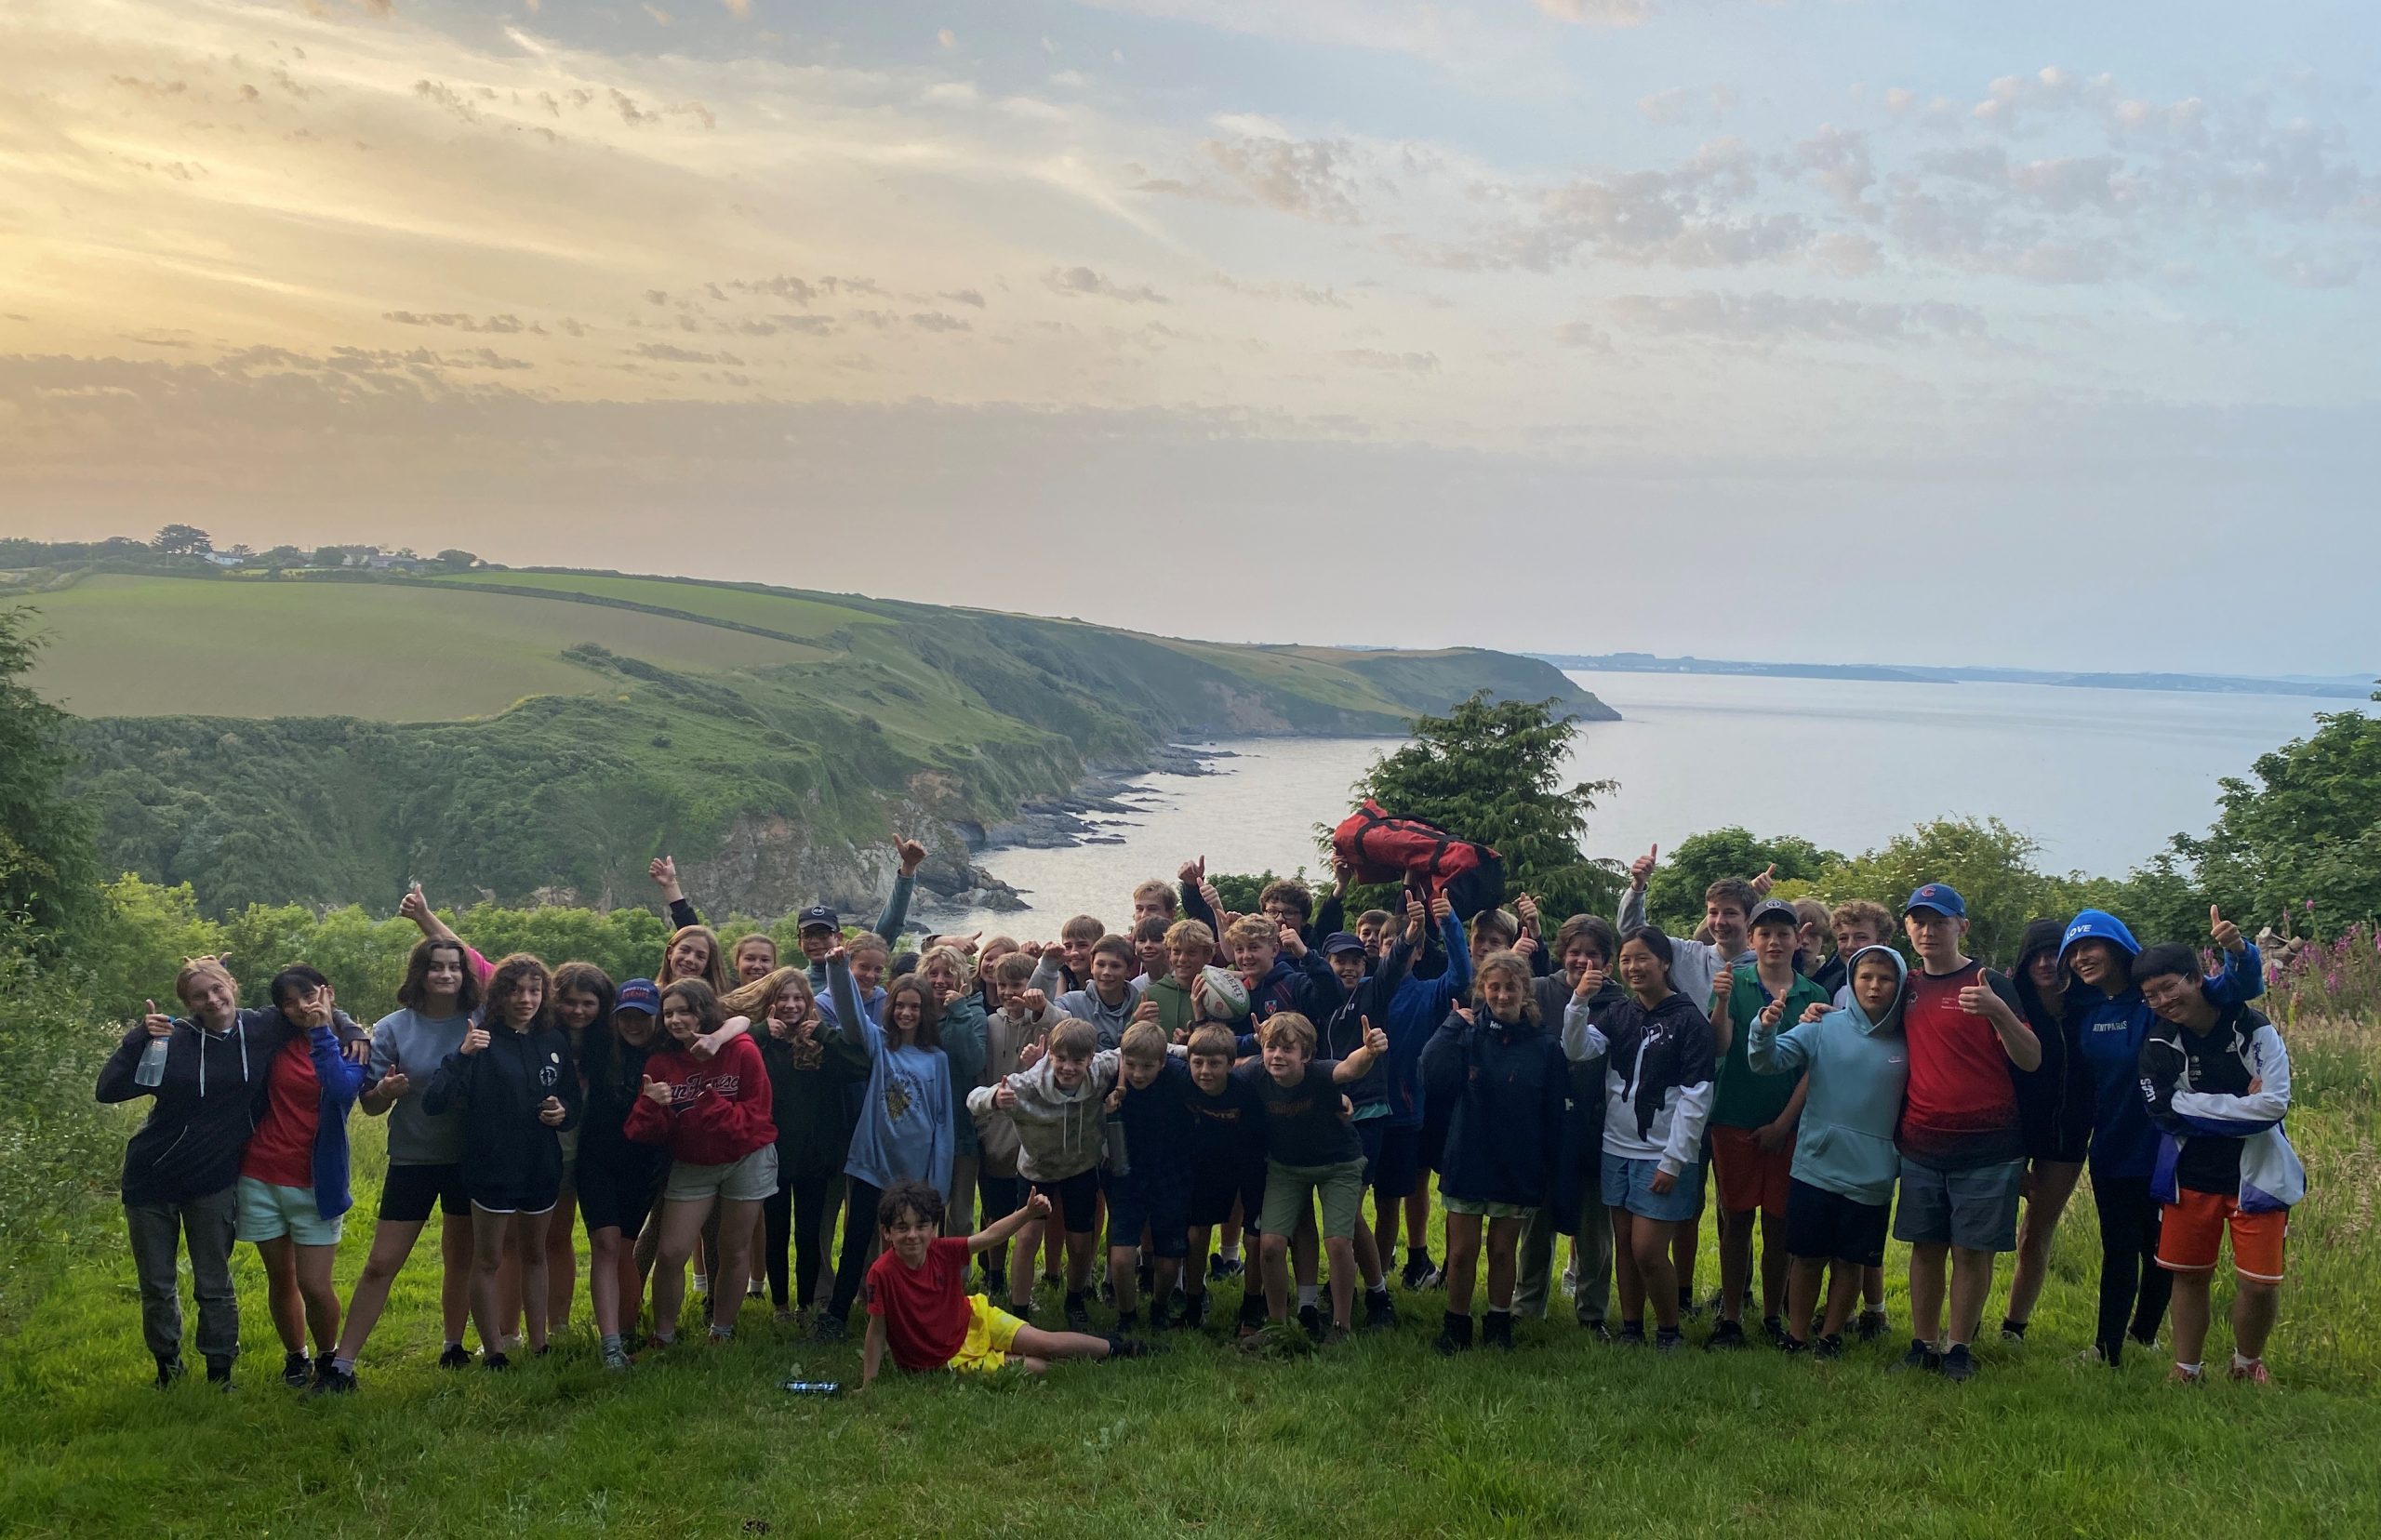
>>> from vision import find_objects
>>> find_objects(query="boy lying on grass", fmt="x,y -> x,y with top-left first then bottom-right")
860,1183 -> 1147,1387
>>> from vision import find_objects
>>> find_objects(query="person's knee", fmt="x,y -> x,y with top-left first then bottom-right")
1324,1236 -> 1355,1264
1258,1233 -> 1289,1263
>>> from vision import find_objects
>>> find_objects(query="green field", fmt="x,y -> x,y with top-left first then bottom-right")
417,569 -> 894,639
7,1013 -> 2379,1538
22,577 -> 826,722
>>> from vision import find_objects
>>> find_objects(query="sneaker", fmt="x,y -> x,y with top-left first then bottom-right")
1814,1334 -> 1844,1361
1705,1319 -> 1747,1351
1588,1321 -> 1616,1345
1434,1313 -> 1474,1355
631,1337 -> 673,1365
1778,1334 -> 1808,1356
438,1343 -> 472,1371
1064,1294 -> 1093,1334
154,1356 -> 185,1390
746,1278 -> 765,1299
1320,1324 -> 1352,1349
282,1351 -> 312,1388
812,1314 -> 848,1343
1180,1292 -> 1209,1330
1616,1321 -> 1647,1348
484,1352 -> 512,1372
1104,1334 -> 1151,1361
1679,1288 -> 1705,1320
2168,1363 -> 2204,1385
1890,1339 -> 1941,1375
602,1342 -> 632,1372
1482,1310 -> 1515,1351
1654,1326 -> 1684,1353
1297,1304 -> 1324,1342
1939,1344 -> 1977,1384
2228,1359 -> 2272,1386
309,1364 -> 359,1397
772,1308 -> 797,1325
1761,1316 -> 1786,1348
1209,1254 -> 1244,1281
1363,1289 -> 1398,1332
1855,1309 -> 1889,1343
1399,1254 -> 1436,1291
2001,1317 -> 2029,1343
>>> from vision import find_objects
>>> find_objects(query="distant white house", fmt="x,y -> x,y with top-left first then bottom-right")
202,551 -> 246,568
367,553 -> 421,572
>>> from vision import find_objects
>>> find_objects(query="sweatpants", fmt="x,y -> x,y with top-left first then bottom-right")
2094,1173 -> 2172,1362
126,1187 -> 241,1363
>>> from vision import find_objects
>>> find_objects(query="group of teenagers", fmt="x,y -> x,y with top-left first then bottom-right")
100,830 -> 2307,1391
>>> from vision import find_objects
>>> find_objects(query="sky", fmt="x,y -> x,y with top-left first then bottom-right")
3,0 -> 2377,675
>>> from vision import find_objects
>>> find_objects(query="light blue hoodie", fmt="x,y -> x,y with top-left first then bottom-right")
1747,945 -> 1909,1207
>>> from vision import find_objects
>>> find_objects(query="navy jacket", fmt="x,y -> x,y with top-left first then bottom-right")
1419,1007 -> 1567,1209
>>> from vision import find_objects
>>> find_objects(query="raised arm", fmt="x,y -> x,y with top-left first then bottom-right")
2203,908 -> 2264,1005
1330,1018 -> 1390,1083
1560,997 -> 1610,1065
649,856 -> 701,931
819,951 -> 874,1061
96,1012 -> 170,1104
873,838 -> 926,941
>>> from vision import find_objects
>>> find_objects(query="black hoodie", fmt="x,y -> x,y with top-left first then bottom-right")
425,1023 -> 581,1198
2012,916 -> 2090,1162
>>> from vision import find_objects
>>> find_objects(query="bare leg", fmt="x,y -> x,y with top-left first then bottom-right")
1183,1225 -> 1212,1303
1483,1217 -> 1523,1312
1863,1264 -> 1885,1311
1611,1208 -> 1645,1323
1716,1206 -> 1753,1323
1635,1218 -> 1682,1331
1758,1212 -> 1789,1323
440,1213 -> 473,1345
1109,1244 -> 1141,1318
516,1210 -> 553,1352
293,1242 -> 342,1357
544,1188 -> 579,1334
2169,1268 -> 2213,1366
259,1237 -> 305,1353
1008,1322 -> 1115,1362
2233,1279 -> 2279,1362
1947,1244 -> 1995,1348
1443,1214 -> 1483,1318
332,1218 -> 427,1365
1064,1228 -> 1095,1292
1785,1256 -> 1824,1345
1259,1231 -> 1292,1321
1352,1215 -> 1384,1290
589,1227 -> 629,1338
468,1206 -> 516,1357
1008,1215 -> 1040,1313
1821,1260 -> 1862,1338
1324,1236 -> 1359,1326
1291,1210 -> 1320,1293
1673,1190 -> 1703,1308
2007,1162 -> 2082,1327
648,1198 -> 715,1344
1908,1241 -> 1949,1347
711,1197 -> 761,1333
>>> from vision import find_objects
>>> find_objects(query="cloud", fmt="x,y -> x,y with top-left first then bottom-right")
938,27 -> 957,48
382,312 -> 534,333
1639,87 -> 1695,127
938,289 -> 986,308
1549,322 -> 1613,351
1603,290 -> 1988,347
1533,0 -> 1652,23
1211,274 -> 1352,308
721,0 -> 751,17
908,311 -> 972,332
632,341 -> 742,364
1042,266 -> 1170,303
642,4 -> 672,26
1335,348 -> 1438,372
2261,247 -> 2364,288
1201,135 -> 1363,222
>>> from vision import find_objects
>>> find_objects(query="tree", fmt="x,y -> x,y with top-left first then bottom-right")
1799,816 -> 2071,967
259,545 -> 306,567
435,548 -> 479,571
0,606 -> 97,941
1336,693 -> 1621,922
1643,826 -> 1840,932
151,524 -> 212,555
2156,710 -> 2381,939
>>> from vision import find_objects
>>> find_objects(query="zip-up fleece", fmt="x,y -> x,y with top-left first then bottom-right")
966,1049 -> 1120,1185
97,1008 -> 299,1206
2140,1002 -> 2305,1213
1421,1005 -> 1567,1208
1568,989 -> 1714,1178
424,1024 -> 581,1195
974,1000 -> 1060,1176
938,993 -> 990,1159
622,1033 -> 775,1166
1383,915 -> 1472,1128
1316,932 -> 1417,1115
1747,944 -> 1909,1205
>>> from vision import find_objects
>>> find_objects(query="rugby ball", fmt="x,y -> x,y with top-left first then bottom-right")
1198,964 -> 1251,1020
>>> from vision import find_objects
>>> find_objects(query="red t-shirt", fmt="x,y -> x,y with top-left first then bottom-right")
240,1037 -> 319,1188
1897,962 -> 2023,1168
865,1237 -> 976,1372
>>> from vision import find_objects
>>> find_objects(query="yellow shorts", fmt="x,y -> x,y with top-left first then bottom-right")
946,1295 -> 1026,1375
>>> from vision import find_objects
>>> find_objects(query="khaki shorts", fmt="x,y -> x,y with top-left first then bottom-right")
1259,1159 -> 1366,1241
663,1146 -> 778,1204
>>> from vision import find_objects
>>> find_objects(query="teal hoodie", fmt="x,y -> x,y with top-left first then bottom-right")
1747,945 -> 1909,1207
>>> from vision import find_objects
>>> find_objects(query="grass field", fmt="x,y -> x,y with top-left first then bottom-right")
21,577 -> 826,720
416,570 -> 895,639
7,1016 -> 2379,1539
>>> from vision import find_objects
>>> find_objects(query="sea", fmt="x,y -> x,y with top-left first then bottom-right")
933,670 -> 2368,935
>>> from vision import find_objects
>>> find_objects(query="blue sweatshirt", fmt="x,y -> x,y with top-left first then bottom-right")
825,959 -> 953,1197
1382,915 -> 1472,1129
1747,945 -> 1909,1206
2061,910 -> 2263,1179
294,1023 -> 369,1221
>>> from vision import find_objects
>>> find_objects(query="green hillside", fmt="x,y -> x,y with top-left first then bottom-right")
20,564 -> 1612,919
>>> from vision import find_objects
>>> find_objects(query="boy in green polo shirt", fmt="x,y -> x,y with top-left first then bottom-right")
1706,899 -> 1829,1348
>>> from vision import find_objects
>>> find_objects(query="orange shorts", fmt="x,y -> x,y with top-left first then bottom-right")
2157,1188 -> 2287,1284
1709,1124 -> 1793,1217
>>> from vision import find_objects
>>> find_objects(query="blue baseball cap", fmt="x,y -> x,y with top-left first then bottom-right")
1320,931 -> 1366,956
617,978 -> 661,1016
1902,883 -> 1967,920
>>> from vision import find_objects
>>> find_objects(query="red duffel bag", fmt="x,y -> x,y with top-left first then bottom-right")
1331,801 -> 1505,921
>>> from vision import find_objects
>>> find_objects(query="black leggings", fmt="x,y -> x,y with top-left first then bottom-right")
2094,1173 -> 2171,1362
827,1178 -> 885,1322
762,1176 -> 836,1311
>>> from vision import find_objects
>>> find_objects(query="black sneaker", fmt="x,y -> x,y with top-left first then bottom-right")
282,1351 -> 312,1387
985,1268 -> 1007,1298
309,1363 -> 358,1397
1814,1334 -> 1844,1361
1097,1276 -> 1116,1306
1434,1312 -> 1474,1355
1482,1310 -> 1515,1350
1705,1319 -> 1747,1351
438,1343 -> 472,1371
1654,1326 -> 1685,1353
811,1313 -> 848,1343
1236,1294 -> 1268,1338
1115,1308 -> 1140,1333
483,1352 -> 512,1372
1856,1308 -> 1889,1343
1940,1343 -> 1977,1384
1208,1254 -> 1244,1281
1890,1338 -> 1941,1374
1400,1253 -> 1436,1291
205,1354 -> 234,1388
1589,1321 -> 1616,1345
1103,1334 -> 1151,1361
1064,1293 -> 1093,1334
1679,1287 -> 1705,1320
2000,1317 -> 2029,1343
1180,1292 -> 1210,1330
1297,1304 -> 1324,1342
1761,1316 -> 1787,1348
1363,1288 -> 1398,1332
1616,1321 -> 1647,1347
1778,1334 -> 1808,1356
153,1356 -> 185,1389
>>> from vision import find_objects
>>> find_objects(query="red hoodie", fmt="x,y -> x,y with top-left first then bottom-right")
623,1034 -> 776,1166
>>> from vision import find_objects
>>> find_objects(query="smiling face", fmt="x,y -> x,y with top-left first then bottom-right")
1089,950 -> 1130,998
1236,936 -> 1278,977
1188,1050 -> 1232,1095
667,934 -> 712,982
1705,897 -> 1749,957
1834,918 -> 1885,959
1616,937 -> 1669,1004
1481,966 -> 1526,1020
1327,950 -> 1364,989
1853,954 -> 1902,1017
179,969 -> 240,1029
1168,940 -> 1211,986
2141,971 -> 2206,1024
615,1007 -> 658,1049
554,986 -> 603,1032
1261,1033 -> 1311,1086
1121,1051 -> 1164,1090
923,958 -> 963,1001
2068,939 -> 2130,991
1262,899 -> 1305,931
1132,893 -> 1172,925
1563,937 -> 1608,989
883,1207 -> 937,1268
422,945 -> 466,1007
1060,936 -> 1092,976
660,996 -> 700,1045
1050,1050 -> 1091,1092
887,988 -> 924,1042
849,949 -> 887,994
798,924 -> 835,963
766,986 -> 812,1033
1136,936 -> 1167,976
734,936 -> 778,983
497,974 -> 542,1029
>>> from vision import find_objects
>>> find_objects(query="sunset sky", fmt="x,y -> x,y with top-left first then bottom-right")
3,0 -> 2377,673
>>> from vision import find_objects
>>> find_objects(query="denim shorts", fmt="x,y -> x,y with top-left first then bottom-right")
1891,1155 -> 2024,1253
1601,1153 -> 1705,1224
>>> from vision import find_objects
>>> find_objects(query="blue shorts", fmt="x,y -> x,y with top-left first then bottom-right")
1601,1153 -> 1705,1225
1892,1156 -> 2024,1253
1370,1122 -> 1423,1200
1106,1175 -> 1190,1259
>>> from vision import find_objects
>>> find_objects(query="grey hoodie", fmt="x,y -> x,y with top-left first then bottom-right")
966,1046 -> 1119,1185
975,1001 -> 1060,1176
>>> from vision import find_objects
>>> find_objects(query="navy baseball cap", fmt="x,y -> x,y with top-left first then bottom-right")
1321,932 -> 1366,956
1902,883 -> 1967,920
1747,899 -> 1802,930
617,978 -> 661,1015
796,906 -> 839,932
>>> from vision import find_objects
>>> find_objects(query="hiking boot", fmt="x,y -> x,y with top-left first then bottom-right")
1434,1312 -> 1474,1356
1064,1293 -> 1094,1334
1778,1334 -> 1808,1356
1890,1339 -> 1941,1374
438,1343 -> 472,1370
1654,1326 -> 1685,1353
1616,1321 -> 1646,1348
1297,1304 -> 1324,1342
1482,1310 -> 1515,1351
1705,1319 -> 1747,1351
1855,1309 -> 1889,1343
1588,1321 -> 1616,1345
1180,1291 -> 1210,1330
2001,1317 -> 2029,1343
1761,1316 -> 1787,1348
205,1354 -> 234,1389
153,1356 -> 185,1390
282,1351 -> 312,1387
309,1363 -> 358,1397
1400,1254 -> 1437,1291
1363,1288 -> 1398,1332
1939,1344 -> 1977,1384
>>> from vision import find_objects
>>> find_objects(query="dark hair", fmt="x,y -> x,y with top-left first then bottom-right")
269,963 -> 330,1010
398,937 -> 484,1015
1704,878 -> 1757,916
1554,914 -> 1618,965
484,953 -> 553,1030
1091,934 -> 1137,967
1131,915 -> 1170,945
660,977 -> 725,1034
878,1179 -> 945,1229
888,951 -> 920,980
551,961 -> 617,1036
2131,942 -> 2203,987
1619,925 -> 1675,968
881,974 -> 943,1051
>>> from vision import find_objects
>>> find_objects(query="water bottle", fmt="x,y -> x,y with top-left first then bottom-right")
1104,1100 -> 1131,1178
134,1034 -> 170,1089
780,1379 -> 843,1397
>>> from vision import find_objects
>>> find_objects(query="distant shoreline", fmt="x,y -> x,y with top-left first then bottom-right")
1540,654 -> 2375,703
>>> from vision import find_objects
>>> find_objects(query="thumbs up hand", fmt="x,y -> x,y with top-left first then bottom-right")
1751,863 -> 1776,896
459,1025 -> 490,1056
1362,1016 -> 1389,1058
639,1074 -> 672,1107
1629,843 -> 1658,890
142,1000 -> 174,1039
2211,905 -> 2245,957
1759,996 -> 1786,1029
